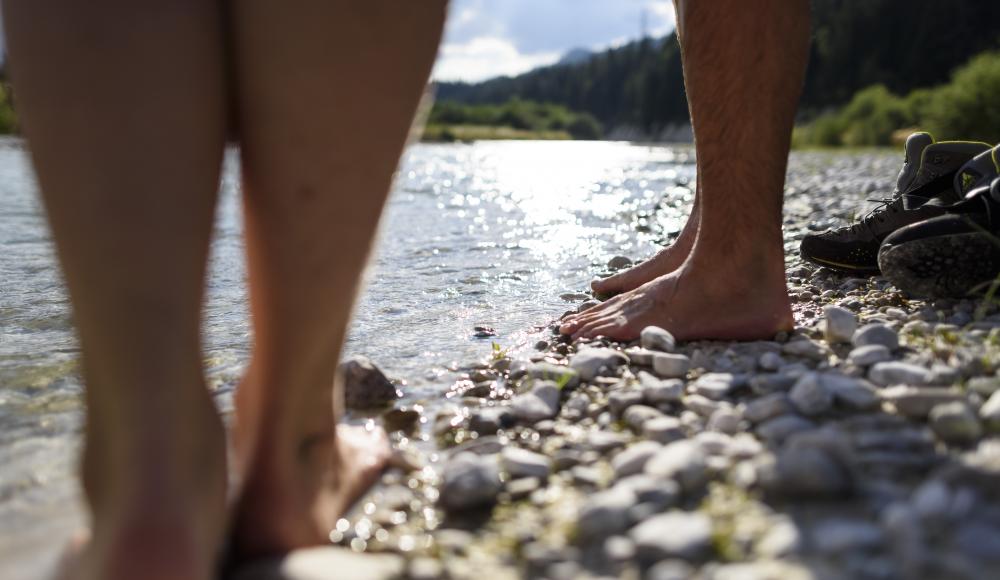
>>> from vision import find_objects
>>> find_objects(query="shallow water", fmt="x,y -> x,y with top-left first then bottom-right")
0,139 -> 695,576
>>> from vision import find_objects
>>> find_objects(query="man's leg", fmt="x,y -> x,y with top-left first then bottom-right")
2,1 -> 229,579
562,0 -> 809,341
228,0 -> 447,557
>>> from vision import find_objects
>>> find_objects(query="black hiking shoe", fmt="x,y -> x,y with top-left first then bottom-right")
880,173 -> 1000,298
799,133 -> 991,274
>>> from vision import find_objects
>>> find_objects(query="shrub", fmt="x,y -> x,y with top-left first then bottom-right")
923,51 -> 1000,142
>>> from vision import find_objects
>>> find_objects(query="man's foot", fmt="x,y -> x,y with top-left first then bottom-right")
592,208 -> 699,297
563,258 -> 793,342
231,422 -> 390,558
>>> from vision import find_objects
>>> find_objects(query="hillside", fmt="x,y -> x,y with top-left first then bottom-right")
435,0 -> 1000,137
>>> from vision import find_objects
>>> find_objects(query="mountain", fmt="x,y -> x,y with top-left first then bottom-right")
434,0 -> 1000,136
557,48 -> 593,66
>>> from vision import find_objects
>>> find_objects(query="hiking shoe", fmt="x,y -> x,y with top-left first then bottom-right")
799,133 -> 991,274
880,174 -> 1000,298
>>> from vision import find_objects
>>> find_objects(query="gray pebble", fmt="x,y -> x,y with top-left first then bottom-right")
868,361 -> 932,386
824,305 -> 857,343
641,325 -> 677,353
511,381 -> 561,422
928,401 -> 982,444
758,351 -> 785,371
789,373 -> 834,416
853,323 -> 899,350
847,344 -> 892,367
644,440 -> 708,492
691,373 -> 738,400
612,441 -> 662,478
570,347 -> 628,381
501,446 -> 551,480
652,353 -> 691,379
609,389 -> 645,415
743,393 -> 794,423
439,452 -> 502,511
879,386 -> 965,418
756,415 -> 815,444
642,416 -> 686,444
630,511 -> 713,562
981,390 -> 1000,432
576,485 -> 636,540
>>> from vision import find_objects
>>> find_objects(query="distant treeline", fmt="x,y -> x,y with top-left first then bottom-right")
436,0 -> 1000,141
425,99 -> 602,141
796,51 -> 1000,147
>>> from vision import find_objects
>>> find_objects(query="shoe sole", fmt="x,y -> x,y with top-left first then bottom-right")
879,232 -> 1000,298
801,254 -> 880,275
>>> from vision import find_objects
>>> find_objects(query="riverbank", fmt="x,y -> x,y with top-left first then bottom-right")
272,151 -> 1000,580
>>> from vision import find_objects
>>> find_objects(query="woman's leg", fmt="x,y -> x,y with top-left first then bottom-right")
2,1 -> 229,579
228,0 -> 447,556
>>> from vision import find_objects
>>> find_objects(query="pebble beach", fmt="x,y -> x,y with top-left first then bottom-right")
266,151 -> 1000,580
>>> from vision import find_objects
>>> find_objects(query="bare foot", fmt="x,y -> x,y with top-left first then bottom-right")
563,259 -> 792,342
231,423 -> 390,558
592,207 -> 699,297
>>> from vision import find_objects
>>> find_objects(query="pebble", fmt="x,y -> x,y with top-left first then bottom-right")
510,381 -> 562,422
758,351 -> 785,371
468,407 -> 512,435
501,447 -> 551,480
607,255 -> 633,270
879,386 -> 965,418
340,355 -> 399,409
928,402 -> 982,444
576,485 -> 637,540
646,561 -> 696,580
630,511 -> 713,562
652,353 -> 691,378
781,338 -> 829,360
821,373 -> 879,411
641,326 -> 677,352
521,362 -> 580,389
604,535 -> 636,562
639,372 -> 684,404
587,430 -> 629,453
852,323 -> 900,350
847,344 -> 892,367
824,305 -> 857,343
612,441 -> 662,478
707,407 -> 742,434
624,347 -> 655,366
570,347 -> 628,381
755,415 -> 815,444
708,561 -> 813,580
691,373 -> 738,400
439,453 -> 502,511
608,389 -> 645,415
788,373 -> 834,416
623,404 -> 665,431
742,393 -> 794,424
968,376 -> 1000,396
811,519 -> 885,554
868,361 -> 932,386
644,440 -> 708,492
981,390 -> 1000,432
765,445 -> 852,497
642,416 -> 687,444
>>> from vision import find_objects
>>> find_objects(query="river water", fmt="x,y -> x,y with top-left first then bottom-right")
0,139 -> 696,577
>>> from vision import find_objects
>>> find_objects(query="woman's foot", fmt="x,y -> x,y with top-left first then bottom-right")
564,253 -> 793,342
231,419 -> 390,558
591,206 -> 699,297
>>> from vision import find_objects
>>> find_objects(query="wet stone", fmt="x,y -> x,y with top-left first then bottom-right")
652,353 -> 691,379
853,323 -> 899,350
929,402 -> 982,444
641,326 -> 677,353
847,344 -> 892,367
340,355 -> 399,409
381,407 -> 421,433
630,511 -> 713,563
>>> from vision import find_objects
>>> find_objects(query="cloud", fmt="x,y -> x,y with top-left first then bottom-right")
433,0 -> 676,82
432,36 -> 561,83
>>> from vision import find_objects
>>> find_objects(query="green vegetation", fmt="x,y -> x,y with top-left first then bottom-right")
424,99 -> 602,142
438,0 -> 1000,142
0,82 -> 17,134
795,52 -> 1000,147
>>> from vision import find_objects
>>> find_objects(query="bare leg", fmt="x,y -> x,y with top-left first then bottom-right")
228,0 -> 447,557
592,192 -> 700,296
2,2 -> 229,579
562,0 -> 807,341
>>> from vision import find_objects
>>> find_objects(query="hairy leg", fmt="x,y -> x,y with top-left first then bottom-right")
2,1 -> 229,579
228,0 -> 447,557
591,191 -> 700,296
562,0 -> 808,341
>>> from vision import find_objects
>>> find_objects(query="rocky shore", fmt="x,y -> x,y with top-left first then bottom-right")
247,152 -> 1000,580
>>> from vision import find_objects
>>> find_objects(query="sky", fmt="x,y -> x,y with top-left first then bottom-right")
0,2 -> 676,84
431,0 -> 676,83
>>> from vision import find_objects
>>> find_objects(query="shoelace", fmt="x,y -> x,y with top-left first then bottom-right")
840,197 -> 900,236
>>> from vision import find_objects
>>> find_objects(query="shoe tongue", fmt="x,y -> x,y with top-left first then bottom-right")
893,132 -> 934,194
956,145 -> 1000,198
